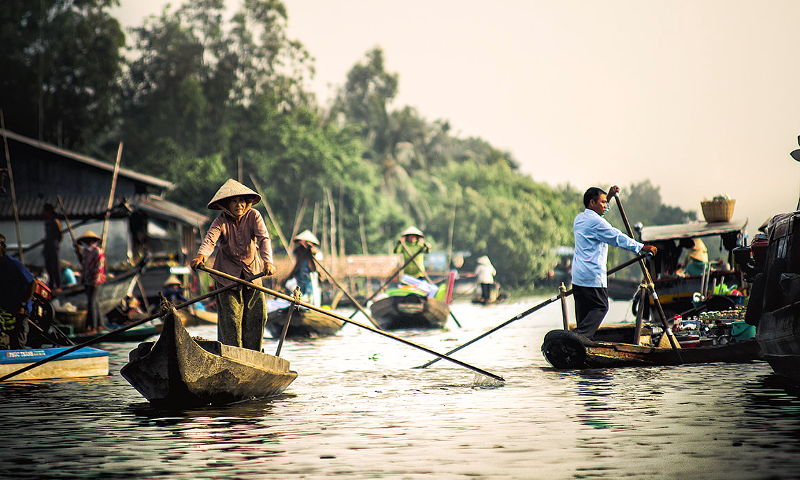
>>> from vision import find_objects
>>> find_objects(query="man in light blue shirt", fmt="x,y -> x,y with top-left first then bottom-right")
571,186 -> 657,339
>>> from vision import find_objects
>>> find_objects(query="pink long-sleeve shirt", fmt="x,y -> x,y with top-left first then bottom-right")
197,209 -> 273,287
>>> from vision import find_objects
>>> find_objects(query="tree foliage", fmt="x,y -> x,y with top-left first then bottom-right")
0,0 -> 124,150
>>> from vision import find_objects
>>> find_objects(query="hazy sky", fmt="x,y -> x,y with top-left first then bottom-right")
112,1 -> 800,235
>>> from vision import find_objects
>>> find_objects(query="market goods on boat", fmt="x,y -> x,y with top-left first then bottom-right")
120,306 -> 297,406
0,347 -> 109,381
266,305 -> 343,338
542,314 -> 761,369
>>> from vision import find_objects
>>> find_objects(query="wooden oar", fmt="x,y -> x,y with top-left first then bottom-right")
399,241 -> 463,328
1,111 -> 24,261
415,252 -> 650,369
610,192 -> 682,359
348,247 -> 425,319
311,256 -> 382,328
199,265 -> 505,382
101,142 -> 123,250
275,288 -> 301,356
0,272 -> 266,382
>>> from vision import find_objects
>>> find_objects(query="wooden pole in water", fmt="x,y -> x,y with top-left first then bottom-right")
1,111 -> 24,261
559,282 -> 569,330
198,265 -> 505,382
633,284 -> 647,345
416,252 -> 651,369
101,142 -> 123,250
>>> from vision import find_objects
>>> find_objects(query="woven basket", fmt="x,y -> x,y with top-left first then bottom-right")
701,199 -> 735,222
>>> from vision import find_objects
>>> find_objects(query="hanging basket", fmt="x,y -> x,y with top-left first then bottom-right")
701,199 -> 735,222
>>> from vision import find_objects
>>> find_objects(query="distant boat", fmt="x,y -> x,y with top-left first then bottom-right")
266,306 -> 343,338
370,294 -> 449,330
121,306 -> 297,406
68,323 -> 160,343
0,347 -> 109,381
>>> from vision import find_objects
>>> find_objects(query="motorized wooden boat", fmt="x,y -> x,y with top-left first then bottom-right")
120,306 -> 297,406
370,294 -> 449,330
0,347 -> 109,381
541,326 -> 761,369
266,306 -> 343,338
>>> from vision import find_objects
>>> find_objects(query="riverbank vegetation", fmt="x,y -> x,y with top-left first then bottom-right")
1,0 -> 695,287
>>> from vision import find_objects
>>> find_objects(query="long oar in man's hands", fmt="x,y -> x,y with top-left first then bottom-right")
609,190 -> 682,359
198,265 -> 505,382
416,252 -> 651,369
0,272 -> 266,382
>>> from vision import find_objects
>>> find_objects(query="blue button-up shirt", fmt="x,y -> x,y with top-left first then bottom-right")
572,209 -> 643,288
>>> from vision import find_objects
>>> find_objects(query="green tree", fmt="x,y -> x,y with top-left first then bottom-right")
0,0 -> 124,150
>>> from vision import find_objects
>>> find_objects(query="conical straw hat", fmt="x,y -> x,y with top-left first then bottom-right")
687,238 -> 708,263
77,230 -> 102,243
477,256 -> 492,265
400,226 -> 424,237
293,230 -> 320,245
163,275 -> 182,287
207,179 -> 261,210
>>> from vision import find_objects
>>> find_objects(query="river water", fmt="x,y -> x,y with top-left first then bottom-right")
1,298 -> 799,480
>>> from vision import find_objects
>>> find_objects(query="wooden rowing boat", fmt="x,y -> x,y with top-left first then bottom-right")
266,306 -> 343,338
370,294 -> 449,330
0,347 -> 109,381
120,306 -> 297,406
69,324 -> 161,343
541,328 -> 761,369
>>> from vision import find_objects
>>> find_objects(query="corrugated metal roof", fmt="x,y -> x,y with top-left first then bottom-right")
640,218 -> 748,242
0,128 -> 173,190
0,194 -> 208,227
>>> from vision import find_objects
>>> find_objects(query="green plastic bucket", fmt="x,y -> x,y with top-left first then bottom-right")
731,321 -> 756,341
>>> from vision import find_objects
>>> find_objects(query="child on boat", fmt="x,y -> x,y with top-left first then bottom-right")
191,179 -> 275,351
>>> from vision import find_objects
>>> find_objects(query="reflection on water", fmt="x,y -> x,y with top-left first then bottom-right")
2,299 -> 800,479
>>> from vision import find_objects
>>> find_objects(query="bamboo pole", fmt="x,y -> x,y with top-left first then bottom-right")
101,142 -> 123,250
358,214 -> 368,255
289,197 -> 308,246
199,265 -> 505,382
1,111 -> 24,261
559,282 -> 569,330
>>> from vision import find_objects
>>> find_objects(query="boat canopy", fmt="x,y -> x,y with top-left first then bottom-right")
640,218 -> 748,242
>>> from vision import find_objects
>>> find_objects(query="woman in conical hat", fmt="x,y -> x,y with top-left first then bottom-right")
287,229 -> 323,305
393,226 -> 430,279
475,256 -> 497,303
684,237 -> 709,276
191,179 -> 275,351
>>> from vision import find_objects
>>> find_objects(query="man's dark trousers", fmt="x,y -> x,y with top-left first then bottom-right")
572,285 -> 609,339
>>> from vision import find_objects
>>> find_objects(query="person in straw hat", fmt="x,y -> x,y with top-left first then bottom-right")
683,238 -> 709,276
191,179 -> 275,351
286,230 -> 323,305
163,275 -> 188,305
474,256 -> 497,303
75,230 -> 106,332
393,226 -> 431,279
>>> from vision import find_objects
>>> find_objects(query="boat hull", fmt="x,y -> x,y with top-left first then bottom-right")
757,308 -> 800,381
0,347 -> 109,381
120,310 -> 297,406
266,307 -> 343,338
370,295 -> 449,330
541,329 -> 761,369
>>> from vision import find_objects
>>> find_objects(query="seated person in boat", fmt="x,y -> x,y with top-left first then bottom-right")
393,226 -> 431,280
0,233 -> 34,349
107,294 -> 146,325
163,275 -> 189,305
191,179 -> 275,351
75,230 -> 106,333
572,187 -> 657,339
683,238 -> 708,276
286,230 -> 323,306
